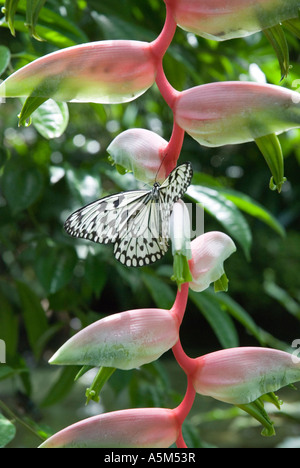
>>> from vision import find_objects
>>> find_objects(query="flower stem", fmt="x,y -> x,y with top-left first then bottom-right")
151,2 -> 177,60
155,60 -> 180,109
172,338 -> 197,376
174,376 -> 196,424
173,376 -> 196,448
163,120 -> 185,174
170,282 -> 189,325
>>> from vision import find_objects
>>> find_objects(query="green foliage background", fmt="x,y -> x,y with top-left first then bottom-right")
0,0 -> 299,448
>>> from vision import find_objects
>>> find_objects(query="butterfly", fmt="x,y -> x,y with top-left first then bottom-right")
64,162 -> 193,267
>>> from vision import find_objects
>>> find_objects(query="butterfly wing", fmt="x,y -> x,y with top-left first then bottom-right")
159,162 -> 193,206
113,163 -> 193,267
64,190 -> 150,245
114,199 -> 169,267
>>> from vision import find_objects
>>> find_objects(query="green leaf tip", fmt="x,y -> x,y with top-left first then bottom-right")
263,24 -> 290,80
255,134 -> 286,193
214,273 -> 229,293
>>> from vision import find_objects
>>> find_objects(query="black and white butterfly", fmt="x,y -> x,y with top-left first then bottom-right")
64,162 -> 193,267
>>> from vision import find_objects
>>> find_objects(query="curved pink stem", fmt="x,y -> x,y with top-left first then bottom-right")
173,376 -> 196,448
172,338 -> 197,376
151,3 -> 177,60
163,120 -> 185,174
170,282 -> 189,326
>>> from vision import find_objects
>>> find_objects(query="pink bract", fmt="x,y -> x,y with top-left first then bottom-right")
174,81 -> 300,147
0,40 -> 158,104
165,0 -> 300,41
39,408 -> 180,448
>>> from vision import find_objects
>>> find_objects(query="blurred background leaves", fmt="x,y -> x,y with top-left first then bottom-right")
0,0 -> 299,448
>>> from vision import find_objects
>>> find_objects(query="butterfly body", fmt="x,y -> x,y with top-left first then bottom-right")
64,162 -> 193,267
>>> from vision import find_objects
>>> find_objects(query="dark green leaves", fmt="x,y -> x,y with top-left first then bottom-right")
190,290 -> 239,349
3,0 -> 20,35
0,45 -> 10,76
1,0 -> 88,46
4,0 -> 46,39
16,282 -> 49,359
35,241 -> 77,295
187,185 -> 252,259
25,0 -> 47,40
1,158 -> 44,214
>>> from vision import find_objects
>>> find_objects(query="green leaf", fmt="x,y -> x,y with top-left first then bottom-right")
283,17 -> 300,39
209,290 -> 290,351
141,272 -> 175,309
84,255 -> 107,298
216,187 -> 285,237
0,414 -> 16,448
25,0 -> 47,40
264,277 -> 300,320
4,0 -> 20,35
264,24 -> 290,80
41,367 -> 79,407
65,165 -> 102,206
254,133 -> 286,193
35,241 -> 77,295
18,97 -> 49,128
31,100 -> 69,139
209,290 -> 263,344
0,45 -> 10,76
0,365 -> 20,381
0,0 -> 88,46
187,185 -> 252,259
189,290 -> 239,349
1,158 -> 44,214
16,282 -> 49,359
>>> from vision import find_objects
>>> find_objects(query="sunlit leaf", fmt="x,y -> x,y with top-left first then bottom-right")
31,100 -> 69,139
0,414 -> 16,448
25,0 -> 47,40
264,25 -> 290,80
3,0 -> 20,35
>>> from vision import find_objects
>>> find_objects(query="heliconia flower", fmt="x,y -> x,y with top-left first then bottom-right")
188,231 -> 236,292
39,407 -> 180,448
191,347 -> 300,405
173,81 -> 300,148
49,307 -> 180,370
107,129 -> 168,184
0,41 -> 158,104
164,0 -> 300,41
